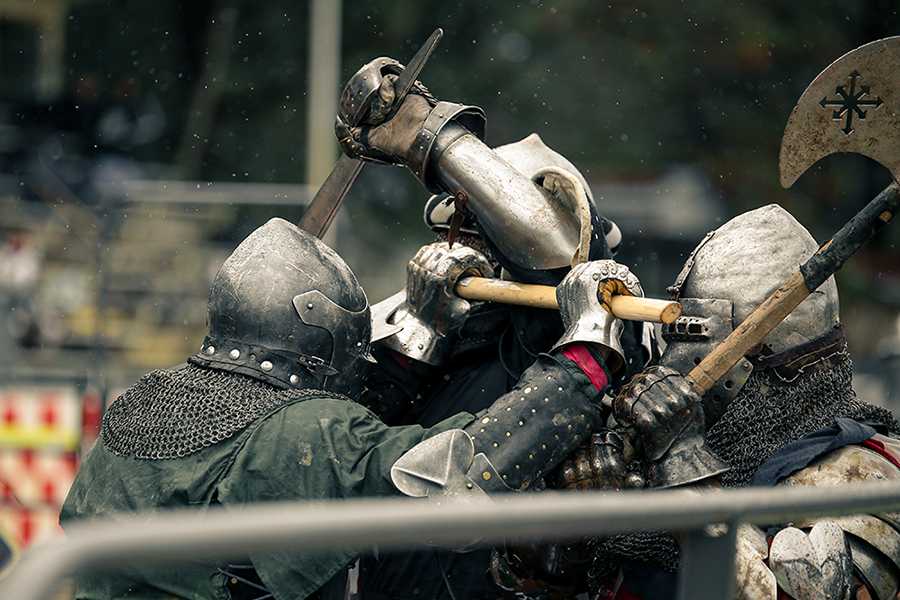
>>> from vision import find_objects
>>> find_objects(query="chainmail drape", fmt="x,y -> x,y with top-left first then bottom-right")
588,350 -> 898,580
102,360 -> 345,460
706,350 -> 898,487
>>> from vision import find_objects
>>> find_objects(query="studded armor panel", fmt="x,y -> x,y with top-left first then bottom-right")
390,352 -> 605,499
466,353 -> 602,490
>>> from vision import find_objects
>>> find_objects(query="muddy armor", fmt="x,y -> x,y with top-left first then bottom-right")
736,435 -> 900,600
565,205 -> 899,600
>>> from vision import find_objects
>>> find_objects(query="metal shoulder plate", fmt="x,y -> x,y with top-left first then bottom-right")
786,514 -> 900,600
847,537 -> 900,600
735,522 -> 856,600
768,522 -> 853,600
734,524 -> 777,600
782,444 -> 900,488
782,445 -> 900,600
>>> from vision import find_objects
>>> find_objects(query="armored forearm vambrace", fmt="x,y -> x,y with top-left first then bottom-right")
391,350 -> 606,497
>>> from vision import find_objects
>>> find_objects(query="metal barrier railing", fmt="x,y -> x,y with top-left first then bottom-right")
3,481 -> 900,600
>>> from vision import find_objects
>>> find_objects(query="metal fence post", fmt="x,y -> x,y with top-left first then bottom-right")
676,521 -> 737,600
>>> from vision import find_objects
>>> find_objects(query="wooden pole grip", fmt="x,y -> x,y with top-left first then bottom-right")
455,277 -> 682,324
686,270 -> 811,395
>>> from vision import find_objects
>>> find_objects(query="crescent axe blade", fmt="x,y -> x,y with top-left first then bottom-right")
298,28 -> 444,238
780,36 -> 900,188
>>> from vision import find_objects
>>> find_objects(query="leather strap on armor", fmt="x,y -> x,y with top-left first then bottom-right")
408,102 -> 486,192
753,325 -> 847,383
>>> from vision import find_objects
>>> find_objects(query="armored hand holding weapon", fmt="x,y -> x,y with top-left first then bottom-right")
307,31 -> 680,331
551,260 -> 644,374
379,241 -> 494,365
391,260 -> 641,500
567,37 -> 900,496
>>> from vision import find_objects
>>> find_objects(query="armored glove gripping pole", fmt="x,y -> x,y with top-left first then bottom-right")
455,276 -> 681,324
617,37 -> 900,490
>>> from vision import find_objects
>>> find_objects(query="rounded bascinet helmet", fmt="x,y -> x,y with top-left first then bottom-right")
661,204 -> 840,423
424,133 -> 621,282
193,218 -> 372,396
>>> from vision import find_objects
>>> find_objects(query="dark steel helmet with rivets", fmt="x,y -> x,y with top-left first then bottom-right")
192,218 -> 373,396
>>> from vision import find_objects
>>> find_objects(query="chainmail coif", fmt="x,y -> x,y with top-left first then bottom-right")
706,349 -> 898,487
102,360 -> 344,460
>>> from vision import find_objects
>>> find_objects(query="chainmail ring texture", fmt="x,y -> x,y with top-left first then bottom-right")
589,351 -> 897,578
102,360 -> 345,460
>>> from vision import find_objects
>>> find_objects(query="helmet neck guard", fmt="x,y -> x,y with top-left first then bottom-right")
203,218 -> 372,396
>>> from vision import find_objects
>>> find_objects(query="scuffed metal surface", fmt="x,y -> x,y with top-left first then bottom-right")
783,445 -> 900,488
783,445 -> 900,599
780,36 -> 900,187
847,537 -> 900,600
369,289 -> 405,343
390,429 -> 480,498
662,204 -> 839,358
769,523 -> 852,600
436,133 -> 588,271
796,515 -> 900,574
734,524 -> 777,600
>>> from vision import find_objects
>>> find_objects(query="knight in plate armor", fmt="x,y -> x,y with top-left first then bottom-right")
543,205 -> 900,600
60,211 -> 642,600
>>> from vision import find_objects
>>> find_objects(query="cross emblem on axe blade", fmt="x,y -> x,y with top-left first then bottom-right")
819,70 -> 883,135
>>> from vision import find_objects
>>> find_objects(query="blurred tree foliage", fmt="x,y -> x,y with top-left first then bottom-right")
58,0 -> 900,309
61,1 -> 899,212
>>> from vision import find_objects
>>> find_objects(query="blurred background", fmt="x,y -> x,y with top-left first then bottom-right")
0,0 -> 899,551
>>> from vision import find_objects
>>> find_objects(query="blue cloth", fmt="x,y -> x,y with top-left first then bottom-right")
751,417 -> 878,486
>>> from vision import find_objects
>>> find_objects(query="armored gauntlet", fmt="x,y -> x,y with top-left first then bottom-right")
614,366 -> 729,488
556,430 -> 643,491
379,242 -> 493,365
335,57 -> 485,191
552,259 -> 642,374
390,258 -> 644,499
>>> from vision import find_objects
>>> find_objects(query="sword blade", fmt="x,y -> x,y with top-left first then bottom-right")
391,28 -> 443,105
298,155 -> 364,238
298,28 -> 444,239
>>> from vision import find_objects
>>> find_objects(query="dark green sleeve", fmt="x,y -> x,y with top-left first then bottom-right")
216,396 -> 474,600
